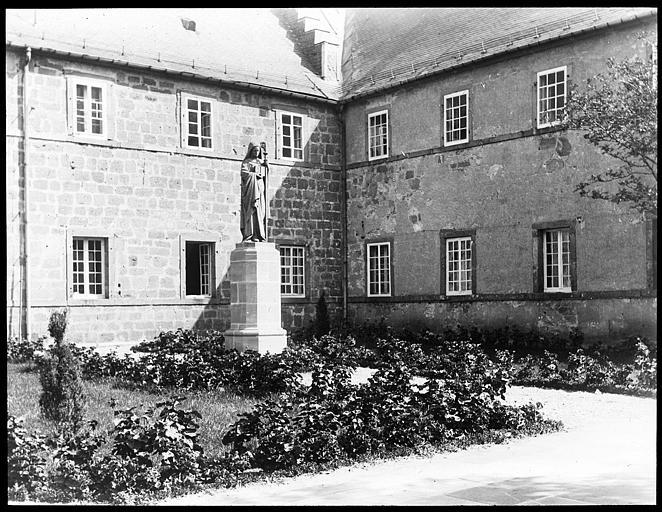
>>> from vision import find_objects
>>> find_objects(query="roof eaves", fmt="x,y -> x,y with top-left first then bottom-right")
6,34 -> 341,104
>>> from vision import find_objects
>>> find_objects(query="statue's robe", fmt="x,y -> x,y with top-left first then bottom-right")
240,158 -> 267,241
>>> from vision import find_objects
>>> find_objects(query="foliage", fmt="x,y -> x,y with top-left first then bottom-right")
131,328 -> 226,355
7,335 -> 46,363
222,352 -> 560,473
7,398 -> 247,504
70,339 -> 302,397
285,333 -> 377,370
564,36 -> 657,216
47,309 -> 69,344
7,416 -> 51,501
38,339 -> 86,431
510,339 -> 657,396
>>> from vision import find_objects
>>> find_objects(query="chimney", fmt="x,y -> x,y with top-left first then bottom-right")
293,8 -> 342,80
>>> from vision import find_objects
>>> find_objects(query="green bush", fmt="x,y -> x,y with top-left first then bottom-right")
222,347 -> 559,472
7,335 -> 46,363
38,311 -> 86,430
47,309 -> 69,343
7,416 -> 51,501
73,337 -> 303,397
7,397 -> 249,504
131,328 -> 226,355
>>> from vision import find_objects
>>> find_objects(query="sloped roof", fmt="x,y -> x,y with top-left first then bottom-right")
5,8 -> 341,101
341,7 -> 657,100
5,8 -> 656,104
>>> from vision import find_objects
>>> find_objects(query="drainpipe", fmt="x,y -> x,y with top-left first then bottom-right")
339,103 -> 348,323
22,47 -> 32,341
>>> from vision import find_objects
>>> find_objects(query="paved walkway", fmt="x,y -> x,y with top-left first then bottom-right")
159,385 -> 656,506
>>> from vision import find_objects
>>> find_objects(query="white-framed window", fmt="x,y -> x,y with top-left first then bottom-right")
181,93 -> 213,150
71,237 -> 107,297
443,90 -> 469,146
537,66 -> 567,128
280,245 -> 305,297
368,109 -> 389,160
278,112 -> 304,160
67,77 -> 108,138
185,241 -> 214,296
446,237 -> 472,295
367,241 -> 391,296
543,229 -> 571,292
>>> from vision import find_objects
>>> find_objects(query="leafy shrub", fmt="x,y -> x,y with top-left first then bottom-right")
131,328 -> 226,355
7,416 -> 50,501
7,335 -> 46,363
38,311 -> 86,430
8,397 -> 247,504
222,348 -> 560,473
633,339 -> 657,389
286,334 -> 377,370
73,342 -> 302,397
47,309 -> 69,343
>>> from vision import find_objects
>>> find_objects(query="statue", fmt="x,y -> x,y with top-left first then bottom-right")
240,142 -> 270,242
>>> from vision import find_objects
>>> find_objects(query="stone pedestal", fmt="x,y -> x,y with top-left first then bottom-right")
224,242 -> 288,354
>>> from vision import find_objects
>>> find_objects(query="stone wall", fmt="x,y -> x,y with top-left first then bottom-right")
6,49 -> 343,346
342,19 -> 657,342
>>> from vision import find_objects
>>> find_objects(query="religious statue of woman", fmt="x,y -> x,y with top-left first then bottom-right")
240,142 -> 269,242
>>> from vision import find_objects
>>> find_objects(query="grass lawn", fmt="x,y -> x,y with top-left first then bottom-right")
7,363 -> 259,460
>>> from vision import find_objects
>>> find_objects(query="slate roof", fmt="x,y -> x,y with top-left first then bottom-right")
5,8 -> 657,104
340,7 -> 657,100
5,8 -> 341,102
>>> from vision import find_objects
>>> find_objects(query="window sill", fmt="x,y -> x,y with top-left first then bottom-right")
64,297 -> 229,307
281,296 -> 310,304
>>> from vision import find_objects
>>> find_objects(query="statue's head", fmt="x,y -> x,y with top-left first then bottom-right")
245,142 -> 262,160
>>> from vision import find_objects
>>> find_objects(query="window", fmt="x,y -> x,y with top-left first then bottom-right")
443,90 -> 469,146
368,109 -> 389,160
367,241 -> 391,296
72,237 -> 107,297
280,245 -> 305,296
185,241 -> 214,296
181,94 -> 213,149
537,66 -> 567,128
446,237 -> 473,295
543,229 -> 571,292
441,229 -> 476,296
67,77 -> 108,138
279,112 -> 304,160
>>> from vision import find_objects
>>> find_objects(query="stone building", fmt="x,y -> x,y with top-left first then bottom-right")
6,8 -> 657,348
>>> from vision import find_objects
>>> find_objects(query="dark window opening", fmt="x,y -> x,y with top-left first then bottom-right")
186,241 -> 212,296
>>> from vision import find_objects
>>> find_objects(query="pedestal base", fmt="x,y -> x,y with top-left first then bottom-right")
223,242 -> 288,355
224,328 -> 288,354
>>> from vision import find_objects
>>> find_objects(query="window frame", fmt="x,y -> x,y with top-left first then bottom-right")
367,108 -> 390,161
440,229 -> 476,297
179,233 -> 219,299
443,90 -> 470,147
542,229 -> 572,293
70,236 -> 109,299
366,240 -> 392,297
279,244 -> 307,298
532,220 -> 577,294
536,65 -> 567,129
66,76 -> 109,139
180,92 -> 215,151
277,110 -> 305,162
